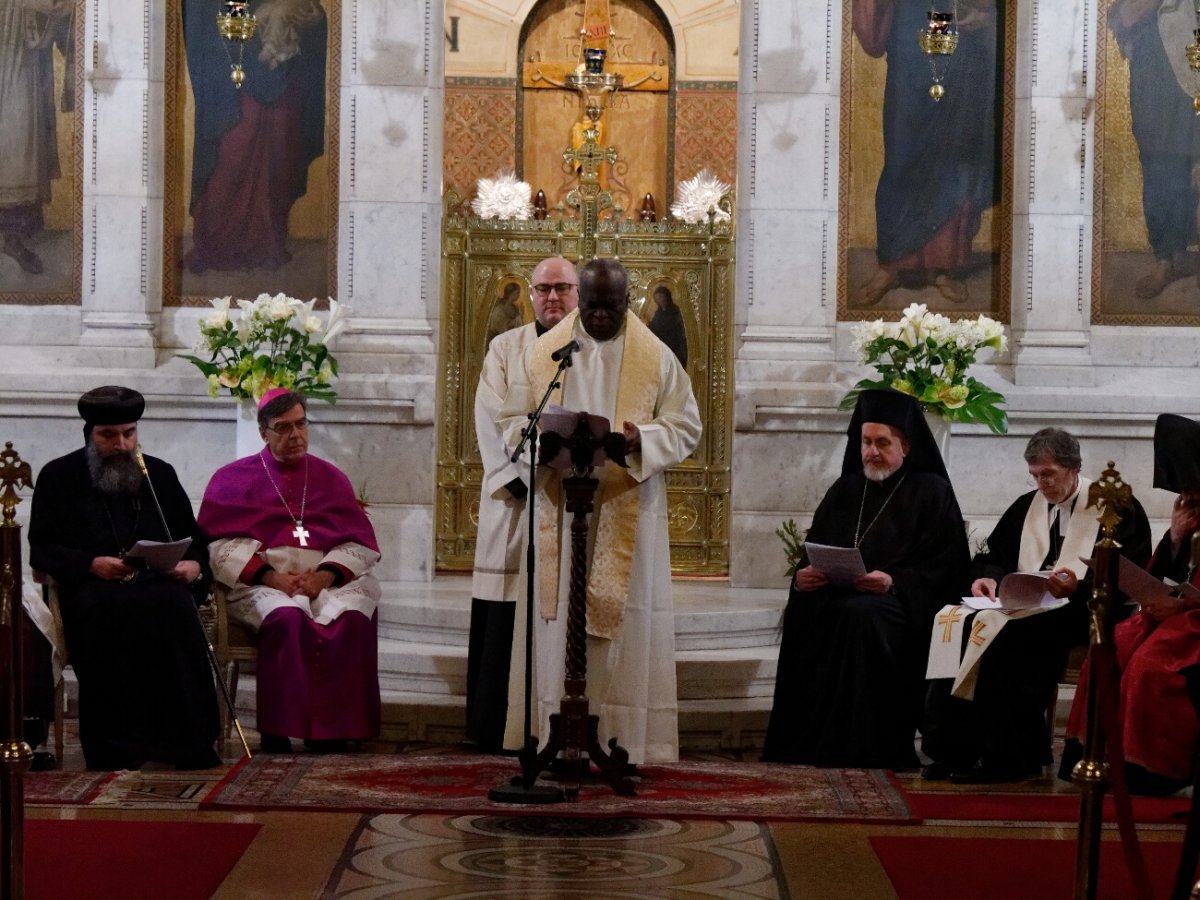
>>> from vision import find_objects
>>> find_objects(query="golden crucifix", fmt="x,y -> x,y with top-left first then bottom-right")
522,0 -> 668,194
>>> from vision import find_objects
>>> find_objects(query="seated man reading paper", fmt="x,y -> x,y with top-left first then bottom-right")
922,428 -> 1150,783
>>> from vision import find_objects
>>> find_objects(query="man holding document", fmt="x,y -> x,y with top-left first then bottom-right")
29,386 -> 219,770
499,259 -> 702,764
763,390 -> 970,768
922,428 -> 1150,784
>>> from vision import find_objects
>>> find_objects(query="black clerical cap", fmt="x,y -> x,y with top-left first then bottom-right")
1153,413 -> 1200,493
77,385 -> 145,425
841,389 -> 948,480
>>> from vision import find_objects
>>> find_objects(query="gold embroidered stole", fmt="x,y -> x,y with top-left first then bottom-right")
530,310 -> 662,639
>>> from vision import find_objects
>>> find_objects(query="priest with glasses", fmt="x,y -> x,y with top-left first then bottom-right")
199,388 -> 381,753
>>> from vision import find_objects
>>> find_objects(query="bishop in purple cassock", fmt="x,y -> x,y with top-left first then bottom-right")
198,389 -> 381,751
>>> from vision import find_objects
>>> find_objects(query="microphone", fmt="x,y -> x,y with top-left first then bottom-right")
136,445 -> 174,541
550,339 -> 579,362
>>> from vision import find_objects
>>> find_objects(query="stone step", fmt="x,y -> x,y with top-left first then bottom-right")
374,637 -> 778,699
377,576 -> 786,651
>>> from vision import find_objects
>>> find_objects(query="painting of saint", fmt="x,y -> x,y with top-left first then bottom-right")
842,0 -> 1007,318
169,0 -> 334,304
0,0 -> 75,298
484,280 -> 526,348
1095,0 -> 1200,323
646,284 -> 687,368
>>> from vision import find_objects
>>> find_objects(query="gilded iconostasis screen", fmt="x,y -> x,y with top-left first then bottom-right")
0,0 -> 81,304
838,0 -> 1012,321
1093,0 -> 1200,326
164,0 -> 339,307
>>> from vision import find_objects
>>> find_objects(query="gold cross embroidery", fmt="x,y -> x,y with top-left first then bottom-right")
969,620 -> 989,647
937,606 -> 964,642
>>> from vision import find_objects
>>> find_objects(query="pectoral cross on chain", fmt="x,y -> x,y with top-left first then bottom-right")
293,523 -> 310,547
937,606 -> 964,642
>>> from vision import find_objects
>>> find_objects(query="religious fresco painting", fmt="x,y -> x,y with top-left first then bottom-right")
164,0 -> 339,307
0,0 -> 81,304
484,275 -> 532,349
1093,0 -> 1200,326
633,277 -> 689,371
838,0 -> 1012,321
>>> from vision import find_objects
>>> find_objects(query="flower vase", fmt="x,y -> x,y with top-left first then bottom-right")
924,410 -> 951,468
236,399 -> 261,460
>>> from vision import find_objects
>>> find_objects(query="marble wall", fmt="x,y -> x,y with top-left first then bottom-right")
0,0 -> 1197,594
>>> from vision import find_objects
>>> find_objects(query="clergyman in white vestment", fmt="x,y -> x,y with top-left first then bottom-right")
466,257 -> 578,750
499,259 -> 702,764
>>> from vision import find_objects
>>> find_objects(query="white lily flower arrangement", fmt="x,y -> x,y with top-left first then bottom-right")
181,293 -> 347,403
841,303 -> 1009,434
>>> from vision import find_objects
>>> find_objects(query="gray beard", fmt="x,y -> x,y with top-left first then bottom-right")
86,443 -> 144,495
863,463 -> 894,483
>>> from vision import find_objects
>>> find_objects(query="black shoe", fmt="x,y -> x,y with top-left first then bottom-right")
303,739 -> 348,753
949,763 -> 1042,785
30,751 -> 57,772
175,748 -> 223,770
259,734 -> 293,754
921,762 -> 954,781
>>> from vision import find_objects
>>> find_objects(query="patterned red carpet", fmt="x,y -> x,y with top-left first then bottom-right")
24,770 -> 116,805
201,752 -> 919,822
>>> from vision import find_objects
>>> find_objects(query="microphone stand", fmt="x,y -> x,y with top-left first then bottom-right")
135,448 -> 252,760
486,343 -> 578,804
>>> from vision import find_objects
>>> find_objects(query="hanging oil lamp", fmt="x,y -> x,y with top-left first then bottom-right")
216,0 -> 257,88
918,5 -> 959,102
1188,23 -> 1200,113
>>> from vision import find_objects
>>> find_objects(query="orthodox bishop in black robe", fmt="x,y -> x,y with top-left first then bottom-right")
28,386 -> 219,770
763,390 -> 970,768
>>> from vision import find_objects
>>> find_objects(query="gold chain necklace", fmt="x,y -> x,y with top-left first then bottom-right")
854,472 -> 908,549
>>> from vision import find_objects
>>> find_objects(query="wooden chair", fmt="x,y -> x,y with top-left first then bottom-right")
211,584 -> 258,738
1046,643 -> 1088,749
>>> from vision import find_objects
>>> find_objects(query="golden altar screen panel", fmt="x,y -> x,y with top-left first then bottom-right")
436,201 -> 733,576
1092,2 -> 1200,325
163,0 -> 340,307
838,0 -> 1012,322
0,0 -> 82,305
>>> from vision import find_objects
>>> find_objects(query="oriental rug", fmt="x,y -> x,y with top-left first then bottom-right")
872,834 -> 1182,900
908,790 -> 1189,825
24,769 -> 116,805
25,819 -> 260,900
202,753 -> 918,823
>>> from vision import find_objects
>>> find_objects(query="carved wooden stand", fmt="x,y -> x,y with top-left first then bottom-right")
516,474 -> 635,801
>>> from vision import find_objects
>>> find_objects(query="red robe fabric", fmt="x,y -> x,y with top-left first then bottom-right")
1067,536 -> 1200,781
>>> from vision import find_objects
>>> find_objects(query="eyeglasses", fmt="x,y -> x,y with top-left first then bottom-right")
532,282 -> 577,297
266,418 -> 308,436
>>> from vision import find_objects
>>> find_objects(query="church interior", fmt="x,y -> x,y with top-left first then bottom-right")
1,0 -> 1197,896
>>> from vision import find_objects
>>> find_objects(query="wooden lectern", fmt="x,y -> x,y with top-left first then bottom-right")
515,412 -> 635,801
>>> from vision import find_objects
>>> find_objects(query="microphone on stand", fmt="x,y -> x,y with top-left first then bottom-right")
135,445 -> 254,759
135,446 -> 172,539
551,339 -> 580,362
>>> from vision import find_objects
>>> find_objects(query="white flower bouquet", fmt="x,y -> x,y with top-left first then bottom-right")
181,293 -> 348,403
841,303 -> 1009,434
